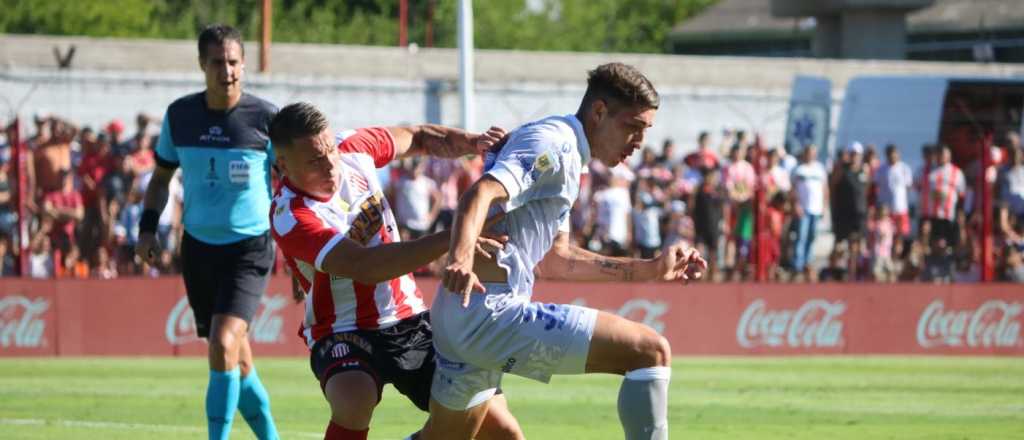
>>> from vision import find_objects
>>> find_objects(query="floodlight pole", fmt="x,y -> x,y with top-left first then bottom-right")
399,0 -> 409,47
260,0 -> 272,73
458,0 -> 475,131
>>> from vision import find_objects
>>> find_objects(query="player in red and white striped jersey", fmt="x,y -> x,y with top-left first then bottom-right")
918,145 -> 965,248
268,102 -> 522,440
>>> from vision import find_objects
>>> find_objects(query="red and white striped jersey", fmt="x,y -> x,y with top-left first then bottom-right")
919,163 -> 965,221
270,127 -> 426,348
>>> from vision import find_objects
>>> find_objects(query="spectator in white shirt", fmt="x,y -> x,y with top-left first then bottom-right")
997,143 -> 1024,243
875,144 -> 914,241
393,158 -> 441,240
790,145 -> 828,280
593,165 -> 634,257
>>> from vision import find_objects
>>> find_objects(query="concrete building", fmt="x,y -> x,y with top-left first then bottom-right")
1,33 -> 1022,157
671,0 -> 1024,62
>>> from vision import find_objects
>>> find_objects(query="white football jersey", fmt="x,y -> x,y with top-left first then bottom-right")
483,114 -> 590,294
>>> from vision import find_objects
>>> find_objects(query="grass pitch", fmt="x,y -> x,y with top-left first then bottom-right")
1,356 -> 1022,439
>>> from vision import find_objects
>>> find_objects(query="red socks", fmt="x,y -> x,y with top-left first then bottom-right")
325,421 -> 368,440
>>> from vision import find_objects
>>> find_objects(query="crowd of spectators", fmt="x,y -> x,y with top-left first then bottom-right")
391,128 -> 1024,283
0,113 -> 181,279
2,114 -> 1023,283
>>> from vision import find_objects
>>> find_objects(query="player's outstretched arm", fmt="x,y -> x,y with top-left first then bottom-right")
442,175 -> 509,305
535,232 -> 707,283
135,164 -> 176,263
388,125 -> 506,160
319,230 -> 506,286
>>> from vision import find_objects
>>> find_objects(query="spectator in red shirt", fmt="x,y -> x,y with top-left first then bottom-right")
42,170 -> 84,255
684,131 -> 721,171
78,131 -> 113,255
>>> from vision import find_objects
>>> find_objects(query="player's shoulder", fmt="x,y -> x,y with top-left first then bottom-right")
166,91 -> 206,118
270,186 -> 310,236
238,93 -> 279,116
516,115 -> 577,141
506,115 -> 579,155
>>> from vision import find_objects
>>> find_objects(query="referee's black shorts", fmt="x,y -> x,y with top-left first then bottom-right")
181,231 -> 275,338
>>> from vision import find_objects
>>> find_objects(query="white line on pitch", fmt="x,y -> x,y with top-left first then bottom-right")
0,418 -> 323,438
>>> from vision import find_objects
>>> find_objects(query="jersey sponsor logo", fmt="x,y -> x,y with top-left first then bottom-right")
0,295 -> 50,349
916,300 -> 1022,349
330,342 -> 350,359
229,160 -> 250,185
736,299 -> 846,349
271,201 -> 297,235
331,332 -> 374,354
436,353 -> 466,372
166,294 -> 287,345
534,152 -> 553,173
347,193 -> 385,245
200,126 -> 231,143
205,157 -> 219,187
522,303 -> 570,331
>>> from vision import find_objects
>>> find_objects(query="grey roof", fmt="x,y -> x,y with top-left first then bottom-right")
672,0 -> 1024,40
910,0 -> 1024,32
673,0 -> 802,38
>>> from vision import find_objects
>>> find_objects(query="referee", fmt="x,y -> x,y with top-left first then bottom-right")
136,24 -> 279,440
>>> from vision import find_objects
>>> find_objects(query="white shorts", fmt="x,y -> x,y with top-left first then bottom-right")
430,282 -> 599,410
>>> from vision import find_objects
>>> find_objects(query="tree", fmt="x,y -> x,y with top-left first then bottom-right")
0,0 -> 717,54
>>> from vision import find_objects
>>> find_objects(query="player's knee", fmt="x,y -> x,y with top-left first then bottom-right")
653,335 -> 672,368
209,331 -> 241,359
478,418 -> 524,440
325,372 -> 377,428
328,396 -> 374,427
634,332 -> 671,370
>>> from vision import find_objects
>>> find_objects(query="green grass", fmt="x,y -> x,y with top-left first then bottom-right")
1,357 -> 1022,439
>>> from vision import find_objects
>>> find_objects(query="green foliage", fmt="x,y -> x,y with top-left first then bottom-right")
0,0 -> 717,53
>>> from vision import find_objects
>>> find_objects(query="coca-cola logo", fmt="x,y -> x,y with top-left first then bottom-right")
571,298 -> 668,333
916,300 -> 1022,349
0,295 -> 50,349
165,294 -> 288,345
736,299 -> 846,348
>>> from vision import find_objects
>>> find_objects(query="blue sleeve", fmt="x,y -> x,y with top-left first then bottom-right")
155,116 -> 179,167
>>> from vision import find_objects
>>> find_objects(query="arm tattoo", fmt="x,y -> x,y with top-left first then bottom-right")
598,260 -> 634,281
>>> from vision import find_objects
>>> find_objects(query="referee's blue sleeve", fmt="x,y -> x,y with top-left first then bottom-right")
155,116 -> 179,168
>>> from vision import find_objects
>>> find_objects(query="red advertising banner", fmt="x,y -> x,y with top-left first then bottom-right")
0,280 -> 57,356
1,278 -> 1021,357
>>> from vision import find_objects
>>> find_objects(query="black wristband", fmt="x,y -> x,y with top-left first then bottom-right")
139,209 -> 160,234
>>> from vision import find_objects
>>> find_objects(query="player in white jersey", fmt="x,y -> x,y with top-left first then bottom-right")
267,103 -> 523,440
422,63 -> 706,440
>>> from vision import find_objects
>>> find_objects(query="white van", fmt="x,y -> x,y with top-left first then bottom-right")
786,74 -> 1024,170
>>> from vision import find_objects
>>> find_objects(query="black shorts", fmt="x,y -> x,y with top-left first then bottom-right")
833,215 -> 866,243
930,218 -> 959,247
310,312 -> 435,411
181,231 -> 275,338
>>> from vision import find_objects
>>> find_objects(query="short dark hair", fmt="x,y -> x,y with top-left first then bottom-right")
269,102 -> 329,149
885,143 -> 898,155
198,24 -> 244,61
579,63 -> 659,114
